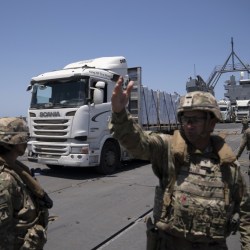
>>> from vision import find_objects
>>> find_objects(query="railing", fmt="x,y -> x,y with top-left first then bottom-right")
207,63 -> 250,88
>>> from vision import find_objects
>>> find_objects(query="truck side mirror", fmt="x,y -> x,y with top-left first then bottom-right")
92,81 -> 105,105
26,85 -> 32,91
93,89 -> 104,104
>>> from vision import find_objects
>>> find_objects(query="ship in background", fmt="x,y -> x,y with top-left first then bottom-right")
186,38 -> 250,104
224,72 -> 250,103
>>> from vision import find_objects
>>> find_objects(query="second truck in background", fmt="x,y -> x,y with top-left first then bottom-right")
217,99 -> 234,123
235,99 -> 250,122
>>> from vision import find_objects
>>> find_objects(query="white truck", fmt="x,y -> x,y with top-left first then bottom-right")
217,99 -> 233,123
235,99 -> 250,122
26,56 -> 179,174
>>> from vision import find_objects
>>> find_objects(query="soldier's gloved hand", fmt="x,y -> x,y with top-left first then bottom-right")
21,224 -> 47,250
38,192 -> 53,209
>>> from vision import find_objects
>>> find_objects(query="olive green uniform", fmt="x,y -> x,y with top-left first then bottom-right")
237,128 -> 250,159
237,127 -> 250,176
109,109 -> 250,250
241,118 -> 249,134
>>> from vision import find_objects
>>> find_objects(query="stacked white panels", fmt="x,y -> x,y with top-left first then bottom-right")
140,87 -> 179,127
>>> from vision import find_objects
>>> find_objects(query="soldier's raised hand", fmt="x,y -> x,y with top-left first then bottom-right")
111,76 -> 134,113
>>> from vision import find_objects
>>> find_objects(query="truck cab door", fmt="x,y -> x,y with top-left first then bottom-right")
88,81 -> 110,140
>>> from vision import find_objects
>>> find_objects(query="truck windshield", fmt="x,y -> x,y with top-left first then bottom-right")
238,107 -> 249,111
30,79 -> 89,109
219,107 -> 227,111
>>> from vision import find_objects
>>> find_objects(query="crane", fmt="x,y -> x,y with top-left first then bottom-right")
186,38 -> 250,95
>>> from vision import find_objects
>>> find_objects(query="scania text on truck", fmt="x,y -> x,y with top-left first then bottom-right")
26,56 -> 179,174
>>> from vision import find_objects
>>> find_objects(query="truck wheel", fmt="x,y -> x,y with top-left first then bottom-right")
96,141 -> 121,175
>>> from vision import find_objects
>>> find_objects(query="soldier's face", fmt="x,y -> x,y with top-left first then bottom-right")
181,110 -> 216,146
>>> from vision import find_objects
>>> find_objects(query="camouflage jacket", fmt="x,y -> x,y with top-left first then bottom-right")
237,128 -> 250,158
0,157 -> 49,250
109,109 -> 250,249
242,118 -> 249,130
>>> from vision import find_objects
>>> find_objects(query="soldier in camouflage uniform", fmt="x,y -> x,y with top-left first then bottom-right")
109,77 -> 250,250
0,117 -> 53,250
236,127 -> 250,175
241,117 -> 249,134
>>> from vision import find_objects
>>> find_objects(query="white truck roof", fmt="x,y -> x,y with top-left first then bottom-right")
218,99 -> 231,105
63,56 -> 128,76
236,99 -> 250,105
31,56 -> 128,83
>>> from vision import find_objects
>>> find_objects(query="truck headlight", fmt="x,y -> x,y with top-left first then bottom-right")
71,146 -> 89,154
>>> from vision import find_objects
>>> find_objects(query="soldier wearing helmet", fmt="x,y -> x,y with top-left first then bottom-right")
0,117 -> 53,249
241,116 -> 249,134
236,123 -> 250,175
176,91 -> 222,151
109,77 -> 250,250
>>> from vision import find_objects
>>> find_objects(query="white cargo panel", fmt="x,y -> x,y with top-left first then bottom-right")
128,67 -> 179,132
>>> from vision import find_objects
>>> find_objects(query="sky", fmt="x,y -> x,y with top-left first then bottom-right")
1,0 -> 250,117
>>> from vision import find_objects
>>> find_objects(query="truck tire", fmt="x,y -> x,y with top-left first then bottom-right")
96,140 -> 121,175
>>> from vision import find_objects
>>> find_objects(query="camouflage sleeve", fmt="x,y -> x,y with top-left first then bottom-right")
236,168 -> 250,249
237,133 -> 247,158
239,194 -> 250,250
0,172 -> 15,246
109,109 -> 171,180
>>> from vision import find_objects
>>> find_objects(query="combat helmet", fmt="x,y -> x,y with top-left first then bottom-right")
177,91 -> 222,121
0,117 -> 29,148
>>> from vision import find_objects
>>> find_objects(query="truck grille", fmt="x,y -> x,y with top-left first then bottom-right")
30,118 -> 71,156
32,119 -> 70,137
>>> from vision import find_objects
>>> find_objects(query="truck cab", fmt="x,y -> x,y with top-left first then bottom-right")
217,99 -> 233,123
27,56 -> 129,174
235,99 -> 250,122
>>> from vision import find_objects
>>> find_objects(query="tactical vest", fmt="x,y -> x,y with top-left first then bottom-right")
153,130 -> 238,242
